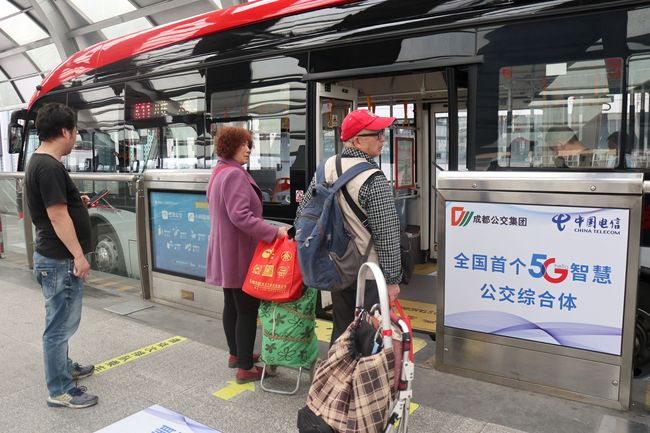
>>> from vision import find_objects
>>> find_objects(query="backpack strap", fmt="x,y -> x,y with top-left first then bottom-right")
336,153 -> 373,230
330,157 -> 375,193
333,154 -> 376,259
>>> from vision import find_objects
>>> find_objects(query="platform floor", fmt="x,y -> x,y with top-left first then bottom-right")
0,256 -> 649,433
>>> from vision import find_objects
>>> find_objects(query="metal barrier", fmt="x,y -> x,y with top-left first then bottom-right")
435,171 -> 643,409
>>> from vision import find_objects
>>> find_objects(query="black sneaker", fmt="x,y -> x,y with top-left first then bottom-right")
71,363 -> 94,380
47,386 -> 98,408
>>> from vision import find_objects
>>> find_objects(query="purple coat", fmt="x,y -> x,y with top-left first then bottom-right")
205,159 -> 278,288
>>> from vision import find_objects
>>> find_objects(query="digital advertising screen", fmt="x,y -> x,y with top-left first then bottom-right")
149,190 -> 210,279
444,201 -> 630,355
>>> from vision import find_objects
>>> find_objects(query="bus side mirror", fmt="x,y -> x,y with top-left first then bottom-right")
8,108 -> 27,154
8,125 -> 22,154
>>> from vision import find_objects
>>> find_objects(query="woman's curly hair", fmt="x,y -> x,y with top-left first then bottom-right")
215,126 -> 252,158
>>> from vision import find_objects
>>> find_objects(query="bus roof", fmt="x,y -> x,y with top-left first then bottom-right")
29,0 -> 356,108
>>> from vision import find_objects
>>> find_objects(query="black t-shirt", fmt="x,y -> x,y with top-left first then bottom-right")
25,153 -> 92,259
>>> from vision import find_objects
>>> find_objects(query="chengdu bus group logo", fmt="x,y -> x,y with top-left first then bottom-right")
451,206 -> 474,227
450,205 -> 529,228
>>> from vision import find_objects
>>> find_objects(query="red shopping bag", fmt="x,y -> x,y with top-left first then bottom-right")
242,237 -> 303,302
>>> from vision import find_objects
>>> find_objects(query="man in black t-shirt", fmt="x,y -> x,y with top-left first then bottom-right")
25,103 -> 98,409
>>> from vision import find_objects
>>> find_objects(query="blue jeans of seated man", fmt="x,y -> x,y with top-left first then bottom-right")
33,251 -> 84,397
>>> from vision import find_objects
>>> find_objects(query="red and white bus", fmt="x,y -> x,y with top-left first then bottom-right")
7,0 -> 650,370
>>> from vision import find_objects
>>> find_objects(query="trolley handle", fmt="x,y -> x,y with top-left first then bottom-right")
355,262 -> 393,349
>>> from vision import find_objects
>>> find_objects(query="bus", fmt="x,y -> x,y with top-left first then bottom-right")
6,0 -> 650,370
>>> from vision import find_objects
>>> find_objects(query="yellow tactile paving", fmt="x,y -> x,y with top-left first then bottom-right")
413,262 -> 437,275
395,299 -> 436,334
315,318 -> 427,354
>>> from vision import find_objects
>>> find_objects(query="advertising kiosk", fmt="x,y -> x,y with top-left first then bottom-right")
435,172 -> 643,409
142,171 -> 221,315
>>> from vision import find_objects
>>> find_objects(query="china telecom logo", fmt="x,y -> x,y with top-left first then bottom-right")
451,207 -> 474,227
552,213 -> 571,231
551,212 -> 622,235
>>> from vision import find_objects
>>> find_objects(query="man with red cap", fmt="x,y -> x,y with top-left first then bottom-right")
296,109 -> 402,345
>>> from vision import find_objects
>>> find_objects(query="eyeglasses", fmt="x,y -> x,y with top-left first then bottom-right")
244,140 -> 254,149
356,130 -> 385,139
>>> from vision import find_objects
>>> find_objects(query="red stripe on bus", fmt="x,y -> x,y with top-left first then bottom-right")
29,0 -> 358,108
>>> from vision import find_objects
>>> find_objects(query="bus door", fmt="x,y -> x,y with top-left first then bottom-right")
315,83 -> 358,164
429,69 -> 468,261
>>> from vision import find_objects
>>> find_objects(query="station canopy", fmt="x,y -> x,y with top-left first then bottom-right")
0,0 -> 246,109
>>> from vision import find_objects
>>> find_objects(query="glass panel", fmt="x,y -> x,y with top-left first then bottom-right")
497,59 -> 623,169
209,87 -> 305,205
102,18 -> 152,40
72,178 -> 140,280
66,86 -> 125,173
0,0 -> 20,19
68,0 -> 137,22
321,98 -> 353,161
434,110 -> 468,171
0,178 -> 26,259
628,55 -> 650,170
14,75 -> 42,103
26,44 -> 61,72
125,70 -> 205,170
0,81 -> 22,106
0,14 -> 48,45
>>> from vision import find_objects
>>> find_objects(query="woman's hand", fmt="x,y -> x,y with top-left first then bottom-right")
277,226 -> 289,238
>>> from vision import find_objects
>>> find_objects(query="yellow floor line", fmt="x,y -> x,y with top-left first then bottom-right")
213,381 -> 256,400
93,336 -> 187,375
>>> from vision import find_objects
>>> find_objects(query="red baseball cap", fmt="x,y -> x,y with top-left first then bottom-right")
340,109 -> 396,142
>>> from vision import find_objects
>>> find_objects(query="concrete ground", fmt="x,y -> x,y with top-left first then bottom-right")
0,256 -> 649,433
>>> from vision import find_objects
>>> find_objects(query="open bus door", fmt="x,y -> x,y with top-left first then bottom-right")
314,83 -> 358,311
310,69 -> 469,337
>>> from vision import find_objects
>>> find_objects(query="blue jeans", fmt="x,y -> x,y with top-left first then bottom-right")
33,251 -> 84,397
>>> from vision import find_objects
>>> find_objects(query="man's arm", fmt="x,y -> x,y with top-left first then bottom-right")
46,203 -> 90,279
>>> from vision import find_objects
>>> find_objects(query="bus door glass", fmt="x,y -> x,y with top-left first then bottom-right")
430,74 -> 468,258
316,83 -> 358,163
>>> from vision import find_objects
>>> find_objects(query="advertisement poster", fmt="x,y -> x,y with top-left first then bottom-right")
444,201 -> 629,355
150,191 -> 210,279
94,404 -> 221,433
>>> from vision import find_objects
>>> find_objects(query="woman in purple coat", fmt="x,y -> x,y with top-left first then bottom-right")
206,126 -> 288,384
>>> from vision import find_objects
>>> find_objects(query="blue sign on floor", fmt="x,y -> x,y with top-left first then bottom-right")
94,404 -> 222,433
